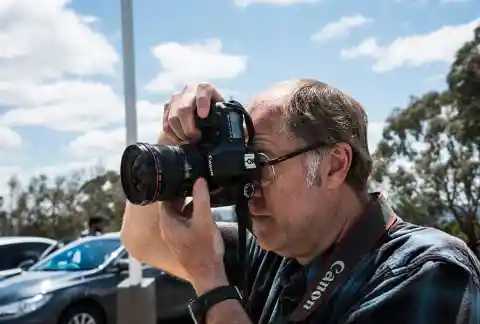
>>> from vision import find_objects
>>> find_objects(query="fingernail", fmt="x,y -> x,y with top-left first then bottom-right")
194,178 -> 208,196
195,177 -> 206,189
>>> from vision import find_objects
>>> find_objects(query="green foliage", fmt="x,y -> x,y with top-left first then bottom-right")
372,26 -> 480,254
0,166 -> 125,242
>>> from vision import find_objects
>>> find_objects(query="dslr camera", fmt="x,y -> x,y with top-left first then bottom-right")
120,100 -> 261,207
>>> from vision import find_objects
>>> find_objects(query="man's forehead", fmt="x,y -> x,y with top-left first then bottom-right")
247,80 -> 302,122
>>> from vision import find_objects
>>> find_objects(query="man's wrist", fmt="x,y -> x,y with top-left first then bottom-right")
192,269 -> 230,296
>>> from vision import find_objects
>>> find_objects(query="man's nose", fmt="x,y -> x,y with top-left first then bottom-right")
251,183 -> 264,199
249,185 -> 265,209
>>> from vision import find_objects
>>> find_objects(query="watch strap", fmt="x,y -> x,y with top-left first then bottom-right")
188,286 -> 243,323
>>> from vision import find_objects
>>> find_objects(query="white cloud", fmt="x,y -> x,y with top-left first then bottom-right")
0,81 -> 123,131
341,18 -> 480,72
311,14 -> 372,43
82,16 -> 98,24
67,120 -> 161,163
61,121 -> 160,179
0,0 -> 151,195
145,39 -> 247,93
341,38 -> 382,59
0,0 -> 118,83
0,127 -> 21,151
0,80 -> 163,132
234,0 -> 318,7
0,0 -> 128,134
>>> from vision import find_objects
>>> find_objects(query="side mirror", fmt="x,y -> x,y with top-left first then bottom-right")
18,259 -> 36,270
114,259 -> 129,272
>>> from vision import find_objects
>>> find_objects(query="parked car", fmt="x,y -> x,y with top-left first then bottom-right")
0,232 -> 195,324
0,237 -> 62,281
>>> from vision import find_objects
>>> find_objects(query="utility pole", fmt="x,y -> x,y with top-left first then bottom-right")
120,0 -> 142,287
117,1 -> 156,322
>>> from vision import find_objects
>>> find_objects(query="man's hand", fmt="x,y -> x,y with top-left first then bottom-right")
159,177 -> 228,292
120,83 -> 225,281
162,83 -> 224,143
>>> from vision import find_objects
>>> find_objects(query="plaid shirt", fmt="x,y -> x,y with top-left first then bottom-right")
222,194 -> 480,323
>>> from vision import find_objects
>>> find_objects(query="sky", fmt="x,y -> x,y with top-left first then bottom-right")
0,0 -> 479,197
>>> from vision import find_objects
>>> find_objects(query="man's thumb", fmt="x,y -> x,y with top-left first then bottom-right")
192,178 -> 210,216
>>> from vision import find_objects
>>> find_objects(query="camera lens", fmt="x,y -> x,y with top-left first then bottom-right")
120,143 -> 188,205
132,154 -> 150,192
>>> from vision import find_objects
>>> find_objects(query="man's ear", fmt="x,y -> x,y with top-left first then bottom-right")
324,143 -> 352,190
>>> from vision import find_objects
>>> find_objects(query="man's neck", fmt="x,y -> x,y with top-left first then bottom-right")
296,190 -> 370,265
336,191 -> 371,242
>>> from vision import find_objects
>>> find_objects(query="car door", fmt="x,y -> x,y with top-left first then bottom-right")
64,246 -> 132,323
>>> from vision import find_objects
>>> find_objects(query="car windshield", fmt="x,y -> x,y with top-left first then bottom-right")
30,237 -> 121,271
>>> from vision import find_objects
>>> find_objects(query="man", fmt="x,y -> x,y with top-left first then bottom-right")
80,216 -> 105,238
120,80 -> 480,323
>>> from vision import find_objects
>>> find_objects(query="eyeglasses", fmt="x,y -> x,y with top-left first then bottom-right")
255,141 -> 329,187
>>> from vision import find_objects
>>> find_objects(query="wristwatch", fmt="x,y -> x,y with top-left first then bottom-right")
188,285 -> 243,323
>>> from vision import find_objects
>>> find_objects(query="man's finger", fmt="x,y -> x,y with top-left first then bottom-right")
195,83 -> 224,118
161,199 -> 185,216
192,178 -> 211,222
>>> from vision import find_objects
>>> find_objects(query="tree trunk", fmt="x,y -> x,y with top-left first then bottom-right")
466,235 -> 479,258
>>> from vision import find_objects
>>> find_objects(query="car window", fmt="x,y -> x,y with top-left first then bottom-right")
0,242 -> 53,270
31,238 -> 121,271
0,245 -> 14,271
11,242 -> 52,267
119,251 -> 129,261
39,242 -> 63,260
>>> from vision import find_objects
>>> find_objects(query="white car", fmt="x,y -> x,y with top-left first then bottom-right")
212,206 -> 236,222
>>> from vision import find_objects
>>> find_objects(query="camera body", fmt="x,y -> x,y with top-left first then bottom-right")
120,100 -> 260,207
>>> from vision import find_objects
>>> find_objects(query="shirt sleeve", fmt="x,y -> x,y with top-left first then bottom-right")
343,260 -> 480,324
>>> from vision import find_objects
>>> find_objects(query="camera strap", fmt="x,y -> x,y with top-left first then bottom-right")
234,185 -> 252,309
287,196 -> 397,322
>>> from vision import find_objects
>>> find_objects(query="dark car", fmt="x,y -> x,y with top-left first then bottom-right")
0,233 -> 196,324
0,237 -> 62,281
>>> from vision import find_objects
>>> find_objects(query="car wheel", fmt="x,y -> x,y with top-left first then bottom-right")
59,303 -> 105,324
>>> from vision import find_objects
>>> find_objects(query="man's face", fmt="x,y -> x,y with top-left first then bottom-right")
246,81 -> 348,260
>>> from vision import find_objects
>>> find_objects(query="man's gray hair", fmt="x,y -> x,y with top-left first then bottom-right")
283,80 -> 372,191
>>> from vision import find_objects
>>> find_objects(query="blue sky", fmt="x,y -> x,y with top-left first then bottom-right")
0,0 -> 479,195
